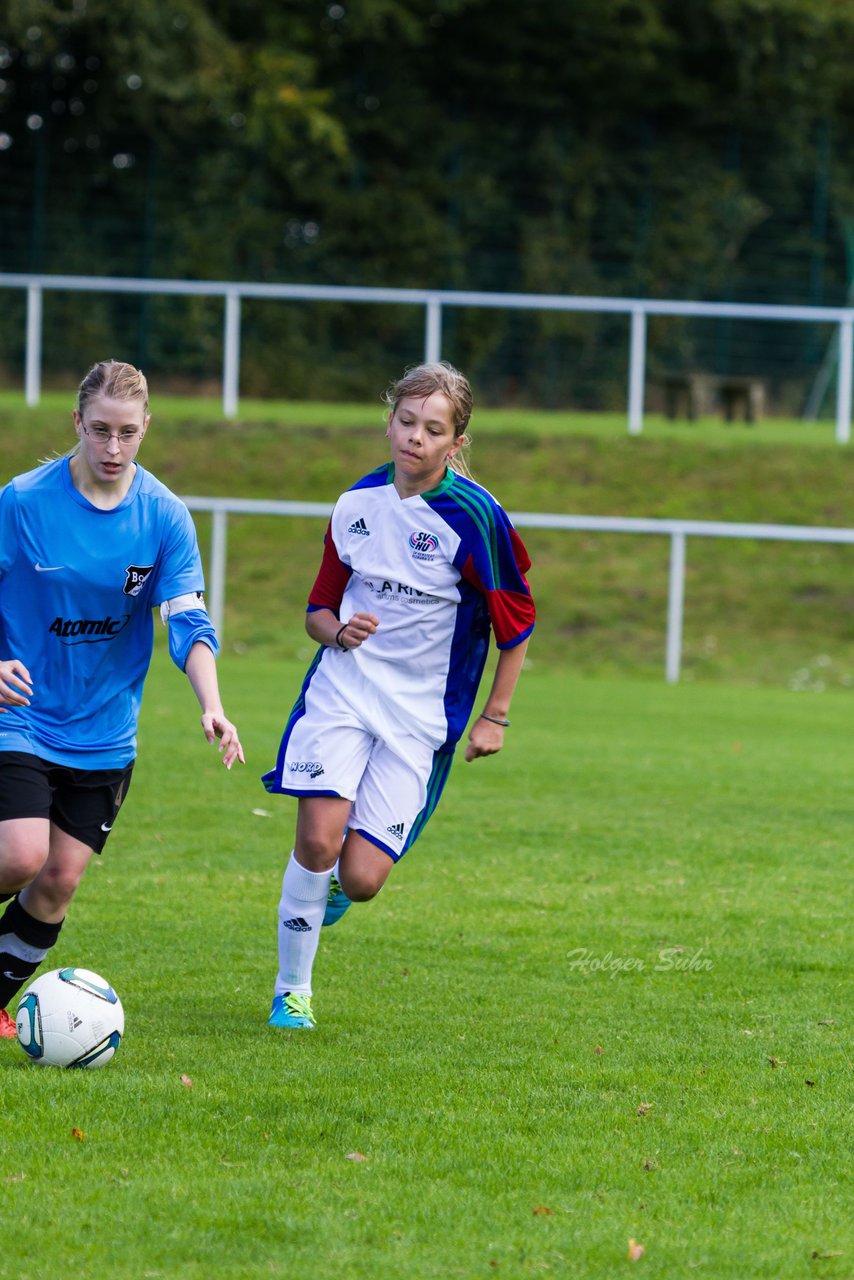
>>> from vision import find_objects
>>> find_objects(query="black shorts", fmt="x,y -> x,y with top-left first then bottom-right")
0,752 -> 134,854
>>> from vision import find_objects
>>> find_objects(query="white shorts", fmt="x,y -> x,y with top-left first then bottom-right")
262,656 -> 454,860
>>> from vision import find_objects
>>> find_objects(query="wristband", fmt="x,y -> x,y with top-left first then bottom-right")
480,713 -> 510,727
335,624 -> 348,650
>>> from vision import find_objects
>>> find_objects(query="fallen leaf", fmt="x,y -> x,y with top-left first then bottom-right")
532,1206 -> 554,1216
637,1102 -> 654,1116
3,1173 -> 26,1184
627,1238 -> 645,1261
811,1251 -> 843,1261
71,1128 -> 85,1141
180,1074 -> 193,1088
344,1151 -> 367,1163
642,1158 -> 657,1172
251,808 -> 272,818
768,1057 -> 786,1068
805,1079 -> 816,1087
594,1045 -> 605,1055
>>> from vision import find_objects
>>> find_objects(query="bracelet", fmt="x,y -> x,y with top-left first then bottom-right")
480,712 -> 510,727
335,624 -> 348,650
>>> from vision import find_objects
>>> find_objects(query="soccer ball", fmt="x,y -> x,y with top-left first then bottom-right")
15,967 -> 124,1069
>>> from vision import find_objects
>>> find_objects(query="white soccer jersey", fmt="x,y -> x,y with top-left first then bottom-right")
282,463 -> 534,755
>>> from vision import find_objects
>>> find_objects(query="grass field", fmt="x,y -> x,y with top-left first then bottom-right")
0,397 -> 851,1276
0,657 -> 850,1279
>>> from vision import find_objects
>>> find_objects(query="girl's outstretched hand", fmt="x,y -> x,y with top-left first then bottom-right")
201,710 -> 245,769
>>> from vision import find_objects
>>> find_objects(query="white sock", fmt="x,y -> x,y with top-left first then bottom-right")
274,853 -> 332,998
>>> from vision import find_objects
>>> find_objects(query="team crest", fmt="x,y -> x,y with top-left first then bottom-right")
409,531 -> 438,561
123,564 -> 154,597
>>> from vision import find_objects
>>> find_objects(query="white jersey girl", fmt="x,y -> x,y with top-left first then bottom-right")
263,362 -> 535,1029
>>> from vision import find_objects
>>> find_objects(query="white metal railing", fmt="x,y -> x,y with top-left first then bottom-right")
180,496 -> 854,683
2,271 -> 853,442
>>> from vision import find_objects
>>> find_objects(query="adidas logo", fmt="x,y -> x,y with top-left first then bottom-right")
386,822 -> 405,841
67,1013 -> 83,1030
347,517 -> 370,536
282,917 -> 312,933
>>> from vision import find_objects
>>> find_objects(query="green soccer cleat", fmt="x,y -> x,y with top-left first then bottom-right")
322,874 -> 352,927
269,992 -> 316,1030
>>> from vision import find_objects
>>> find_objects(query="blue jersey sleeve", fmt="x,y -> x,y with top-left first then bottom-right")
149,500 -> 205,603
167,608 -> 219,671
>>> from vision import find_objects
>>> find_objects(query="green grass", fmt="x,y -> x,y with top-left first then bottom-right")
0,657 -> 850,1278
0,387 -> 847,445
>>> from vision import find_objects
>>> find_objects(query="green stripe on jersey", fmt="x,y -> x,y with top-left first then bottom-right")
441,474 -> 502,584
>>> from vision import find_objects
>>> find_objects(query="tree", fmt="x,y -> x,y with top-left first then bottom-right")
4,0 -> 854,401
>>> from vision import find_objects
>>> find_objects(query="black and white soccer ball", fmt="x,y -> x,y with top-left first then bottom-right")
16,967 -> 124,1069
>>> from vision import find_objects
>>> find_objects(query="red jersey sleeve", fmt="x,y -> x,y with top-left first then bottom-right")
307,521 -> 352,613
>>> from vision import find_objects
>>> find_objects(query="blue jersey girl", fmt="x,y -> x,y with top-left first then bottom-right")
0,360 -> 244,1038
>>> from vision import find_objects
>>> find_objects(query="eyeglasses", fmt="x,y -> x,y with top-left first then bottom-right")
81,423 -> 143,446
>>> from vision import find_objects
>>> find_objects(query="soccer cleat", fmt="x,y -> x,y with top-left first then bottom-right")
0,1008 -> 17,1040
269,992 -> 316,1030
322,874 -> 352,927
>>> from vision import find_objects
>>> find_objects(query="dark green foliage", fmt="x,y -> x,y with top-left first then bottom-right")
3,3 -> 854,403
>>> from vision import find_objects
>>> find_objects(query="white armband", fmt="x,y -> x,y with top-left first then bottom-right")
160,592 -> 206,624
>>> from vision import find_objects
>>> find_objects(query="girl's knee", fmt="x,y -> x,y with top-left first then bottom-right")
0,845 -> 48,893
344,879 -> 379,903
27,863 -> 84,913
339,862 -> 391,902
294,834 -> 340,872
339,832 -> 395,900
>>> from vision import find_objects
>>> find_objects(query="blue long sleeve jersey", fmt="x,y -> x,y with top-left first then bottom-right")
0,458 -> 216,769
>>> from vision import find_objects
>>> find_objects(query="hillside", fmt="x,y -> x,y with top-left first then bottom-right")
4,396 -> 854,687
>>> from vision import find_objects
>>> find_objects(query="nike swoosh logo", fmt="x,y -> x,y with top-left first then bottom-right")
35,563 -> 64,572
2,970 -> 29,981
100,822 -> 113,833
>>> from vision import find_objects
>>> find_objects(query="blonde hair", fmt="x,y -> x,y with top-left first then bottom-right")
43,359 -> 150,465
383,361 -> 474,478
78,359 -> 149,416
